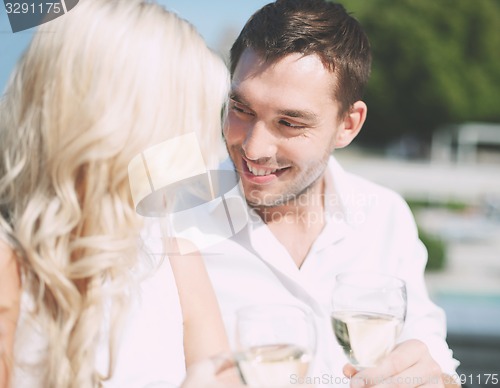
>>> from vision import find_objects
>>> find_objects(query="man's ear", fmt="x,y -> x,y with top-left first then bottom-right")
334,101 -> 367,149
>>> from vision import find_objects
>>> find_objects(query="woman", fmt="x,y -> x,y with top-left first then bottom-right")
0,0 -> 236,386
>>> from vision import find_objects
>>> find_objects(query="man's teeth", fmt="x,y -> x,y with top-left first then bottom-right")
246,162 -> 277,176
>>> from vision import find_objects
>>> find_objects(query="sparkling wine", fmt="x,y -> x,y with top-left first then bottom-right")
236,343 -> 311,387
332,311 -> 403,368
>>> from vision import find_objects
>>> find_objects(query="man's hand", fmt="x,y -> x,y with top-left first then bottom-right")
343,340 -> 460,388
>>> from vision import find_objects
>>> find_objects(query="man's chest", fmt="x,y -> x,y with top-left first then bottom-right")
204,226 -> 402,312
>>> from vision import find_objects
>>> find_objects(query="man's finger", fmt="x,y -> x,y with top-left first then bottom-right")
343,363 -> 359,378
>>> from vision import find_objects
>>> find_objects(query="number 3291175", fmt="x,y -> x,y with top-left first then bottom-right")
4,2 -> 62,14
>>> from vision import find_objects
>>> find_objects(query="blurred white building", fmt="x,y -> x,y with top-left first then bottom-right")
431,122 -> 500,165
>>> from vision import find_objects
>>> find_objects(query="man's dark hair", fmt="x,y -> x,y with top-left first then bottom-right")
230,0 -> 371,117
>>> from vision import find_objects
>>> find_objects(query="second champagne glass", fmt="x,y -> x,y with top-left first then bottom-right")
235,303 -> 316,387
331,272 -> 407,370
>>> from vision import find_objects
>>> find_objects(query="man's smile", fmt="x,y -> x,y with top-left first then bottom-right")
240,158 -> 291,184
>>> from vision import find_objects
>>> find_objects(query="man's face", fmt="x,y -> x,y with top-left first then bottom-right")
224,49 -> 345,208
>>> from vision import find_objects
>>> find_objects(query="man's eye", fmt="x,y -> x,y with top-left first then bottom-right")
232,105 -> 247,113
230,102 -> 253,116
279,119 -> 305,129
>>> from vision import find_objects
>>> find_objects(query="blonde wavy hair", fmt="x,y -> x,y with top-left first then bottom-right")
0,0 -> 229,386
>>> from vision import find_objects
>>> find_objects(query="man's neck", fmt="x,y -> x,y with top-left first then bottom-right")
253,177 -> 326,268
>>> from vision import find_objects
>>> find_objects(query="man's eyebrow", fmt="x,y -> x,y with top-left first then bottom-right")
278,109 -> 319,122
230,92 -> 318,122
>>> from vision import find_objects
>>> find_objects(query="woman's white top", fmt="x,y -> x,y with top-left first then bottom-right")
13,220 -> 186,387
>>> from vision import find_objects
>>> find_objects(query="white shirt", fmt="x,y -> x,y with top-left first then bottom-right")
202,156 -> 459,386
13,219 -> 185,388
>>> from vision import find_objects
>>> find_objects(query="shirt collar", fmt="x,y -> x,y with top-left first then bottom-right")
324,155 -> 363,230
241,155 -> 359,260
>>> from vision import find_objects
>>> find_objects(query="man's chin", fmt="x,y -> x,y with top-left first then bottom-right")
244,194 -> 289,209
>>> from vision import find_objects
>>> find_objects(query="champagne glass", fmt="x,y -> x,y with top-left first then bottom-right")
331,272 -> 407,370
234,304 -> 316,387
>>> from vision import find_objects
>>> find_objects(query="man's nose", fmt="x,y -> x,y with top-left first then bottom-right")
242,121 -> 278,161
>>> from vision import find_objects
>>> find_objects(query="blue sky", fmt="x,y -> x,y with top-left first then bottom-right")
0,0 -> 270,91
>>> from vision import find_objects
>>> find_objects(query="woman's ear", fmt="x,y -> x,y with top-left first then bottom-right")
334,101 -> 367,149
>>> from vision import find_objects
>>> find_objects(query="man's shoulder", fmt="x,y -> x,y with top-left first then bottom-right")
346,169 -> 405,203
329,156 -> 408,208
328,156 -> 418,234
330,158 -> 418,236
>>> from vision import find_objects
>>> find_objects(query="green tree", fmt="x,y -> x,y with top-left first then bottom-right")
340,0 -> 500,147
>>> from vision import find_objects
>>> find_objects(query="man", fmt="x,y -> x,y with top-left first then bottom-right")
202,0 -> 460,386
